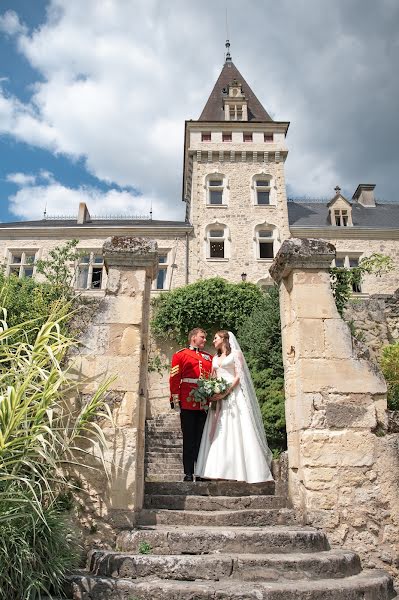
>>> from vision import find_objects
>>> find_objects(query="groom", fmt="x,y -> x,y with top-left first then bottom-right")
169,328 -> 213,481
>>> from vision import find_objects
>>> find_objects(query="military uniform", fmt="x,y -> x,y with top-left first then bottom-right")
170,345 -> 213,479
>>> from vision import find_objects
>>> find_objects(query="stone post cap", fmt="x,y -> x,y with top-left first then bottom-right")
103,236 -> 158,276
270,238 -> 336,283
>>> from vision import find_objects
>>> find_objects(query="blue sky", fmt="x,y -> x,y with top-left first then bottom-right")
0,0 -> 398,223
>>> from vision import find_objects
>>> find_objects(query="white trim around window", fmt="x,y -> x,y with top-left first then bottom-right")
6,249 -> 39,278
204,172 -> 228,207
75,251 -> 105,290
253,224 -> 279,260
204,223 -> 230,260
251,173 -> 276,206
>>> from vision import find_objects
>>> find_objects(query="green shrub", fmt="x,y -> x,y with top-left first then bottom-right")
380,342 -> 399,410
0,301 -> 113,597
151,277 -> 263,345
238,287 -> 286,452
0,492 -> 79,600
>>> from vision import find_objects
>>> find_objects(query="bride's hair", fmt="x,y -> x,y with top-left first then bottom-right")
215,330 -> 231,356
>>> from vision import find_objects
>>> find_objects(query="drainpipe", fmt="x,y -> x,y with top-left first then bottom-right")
185,231 -> 189,284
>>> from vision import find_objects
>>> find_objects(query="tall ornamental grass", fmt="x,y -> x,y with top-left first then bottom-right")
0,300 -> 112,599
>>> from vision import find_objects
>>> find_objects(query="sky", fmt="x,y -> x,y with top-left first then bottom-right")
0,0 -> 398,223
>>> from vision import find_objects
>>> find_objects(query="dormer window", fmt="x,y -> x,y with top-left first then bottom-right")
264,133 -> 273,142
201,132 -> 211,142
222,132 -> 232,142
228,105 -> 243,121
334,209 -> 349,226
327,187 -> 353,226
243,133 -> 253,142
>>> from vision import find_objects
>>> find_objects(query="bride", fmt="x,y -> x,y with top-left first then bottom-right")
195,330 -> 273,483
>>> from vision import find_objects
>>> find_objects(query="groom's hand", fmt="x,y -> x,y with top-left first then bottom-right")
170,394 -> 180,410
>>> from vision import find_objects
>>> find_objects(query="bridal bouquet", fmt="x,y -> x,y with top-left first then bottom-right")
188,374 -> 229,410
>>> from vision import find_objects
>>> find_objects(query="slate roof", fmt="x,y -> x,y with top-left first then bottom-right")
199,60 -> 273,122
288,201 -> 399,228
0,219 -> 190,229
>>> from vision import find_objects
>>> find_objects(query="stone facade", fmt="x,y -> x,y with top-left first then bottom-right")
187,151 -> 290,285
270,238 -> 399,575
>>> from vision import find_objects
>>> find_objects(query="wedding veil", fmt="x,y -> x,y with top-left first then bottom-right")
228,331 -> 272,466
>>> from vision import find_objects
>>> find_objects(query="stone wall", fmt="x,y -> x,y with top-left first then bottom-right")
70,236 -> 158,545
344,290 -> 399,362
270,238 -> 399,576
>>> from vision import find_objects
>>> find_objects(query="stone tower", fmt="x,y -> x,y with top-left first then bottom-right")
183,43 -> 291,287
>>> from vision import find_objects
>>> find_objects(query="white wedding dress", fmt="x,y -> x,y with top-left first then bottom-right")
195,351 -> 273,483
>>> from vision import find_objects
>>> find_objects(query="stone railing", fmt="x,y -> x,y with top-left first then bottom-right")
270,238 -> 399,575
70,236 -> 158,542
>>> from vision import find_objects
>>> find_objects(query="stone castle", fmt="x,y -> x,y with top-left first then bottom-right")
1,44 -> 399,296
2,45 -> 399,598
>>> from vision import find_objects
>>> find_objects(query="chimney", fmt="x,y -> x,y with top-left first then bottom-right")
352,184 -> 376,207
77,202 -> 91,224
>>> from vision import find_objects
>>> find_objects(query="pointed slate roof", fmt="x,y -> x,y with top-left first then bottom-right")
199,60 -> 273,122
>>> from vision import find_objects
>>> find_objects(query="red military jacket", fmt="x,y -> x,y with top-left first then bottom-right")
169,346 -> 213,410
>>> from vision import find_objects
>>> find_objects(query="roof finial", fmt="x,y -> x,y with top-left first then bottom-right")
225,9 -> 232,62
334,185 -> 341,195
225,39 -> 232,62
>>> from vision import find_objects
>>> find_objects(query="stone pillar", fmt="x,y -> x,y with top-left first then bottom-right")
74,237 -> 158,531
269,238 -> 399,568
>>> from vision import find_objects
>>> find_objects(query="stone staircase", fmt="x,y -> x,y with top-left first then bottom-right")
68,413 -> 396,599
144,413 -> 183,482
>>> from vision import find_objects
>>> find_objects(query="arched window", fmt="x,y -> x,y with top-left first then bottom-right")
205,223 -> 230,260
205,173 -> 227,206
254,224 -> 278,260
251,173 -> 274,206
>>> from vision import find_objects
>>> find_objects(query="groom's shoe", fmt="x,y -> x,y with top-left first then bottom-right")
195,477 -> 204,482
183,474 -> 193,482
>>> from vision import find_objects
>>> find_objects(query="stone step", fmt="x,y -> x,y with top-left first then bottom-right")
145,480 -> 276,497
145,474 -> 182,482
145,436 -> 183,445
116,525 -> 329,555
146,422 -> 181,429
69,570 -> 395,599
144,468 -> 182,476
145,459 -> 182,467
143,494 -> 288,511
87,549 -> 361,582
145,456 -> 182,464
146,450 -> 182,458
137,508 -> 297,527
146,430 -> 183,438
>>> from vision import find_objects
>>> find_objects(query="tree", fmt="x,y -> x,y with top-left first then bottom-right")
151,277 -> 263,345
237,287 -> 286,452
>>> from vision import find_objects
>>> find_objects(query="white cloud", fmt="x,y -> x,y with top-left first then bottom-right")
8,180 -> 179,221
0,10 -> 27,36
6,170 -> 57,187
6,172 -> 37,186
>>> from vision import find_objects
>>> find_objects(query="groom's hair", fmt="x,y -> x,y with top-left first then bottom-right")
188,328 -> 206,344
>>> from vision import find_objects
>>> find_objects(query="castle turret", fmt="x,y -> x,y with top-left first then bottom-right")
183,43 -> 290,287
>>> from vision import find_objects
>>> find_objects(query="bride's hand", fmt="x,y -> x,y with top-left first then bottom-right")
210,393 -> 224,402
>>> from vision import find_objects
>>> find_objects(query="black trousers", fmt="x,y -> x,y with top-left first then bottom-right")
180,409 -> 207,476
